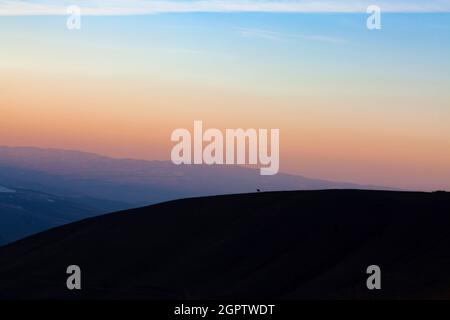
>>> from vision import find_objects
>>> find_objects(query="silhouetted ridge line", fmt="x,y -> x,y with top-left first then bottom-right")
1,190 -> 449,299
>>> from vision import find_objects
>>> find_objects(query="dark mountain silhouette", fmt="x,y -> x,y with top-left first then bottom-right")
1,190 -> 449,299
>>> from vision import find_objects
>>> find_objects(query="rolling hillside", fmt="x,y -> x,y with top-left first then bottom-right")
1,190 -> 449,299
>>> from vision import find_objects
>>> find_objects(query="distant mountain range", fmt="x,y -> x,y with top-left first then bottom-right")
1,190 -> 449,299
0,146 -> 388,204
0,146 -> 389,245
0,186 -> 127,245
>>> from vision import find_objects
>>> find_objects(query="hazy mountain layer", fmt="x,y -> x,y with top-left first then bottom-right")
0,187 -> 128,244
0,146 -> 387,205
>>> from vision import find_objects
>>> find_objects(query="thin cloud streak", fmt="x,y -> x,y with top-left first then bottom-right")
237,27 -> 345,44
237,28 -> 281,40
296,34 -> 346,44
1,0 -> 450,16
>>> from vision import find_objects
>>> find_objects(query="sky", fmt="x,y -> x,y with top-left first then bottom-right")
1,0 -> 450,190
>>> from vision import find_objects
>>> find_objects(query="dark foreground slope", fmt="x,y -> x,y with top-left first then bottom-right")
1,190 -> 450,300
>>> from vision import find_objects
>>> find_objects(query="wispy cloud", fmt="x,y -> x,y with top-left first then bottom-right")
237,28 -> 281,40
237,27 -> 345,44
1,0 -> 450,16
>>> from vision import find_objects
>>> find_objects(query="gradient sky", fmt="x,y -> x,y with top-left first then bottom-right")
1,1 -> 450,190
